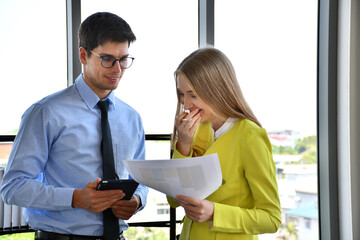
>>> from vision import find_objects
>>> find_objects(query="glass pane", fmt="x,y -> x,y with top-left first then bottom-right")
81,0 -> 198,134
0,142 -> 13,168
0,0 -> 67,135
215,1 -> 318,240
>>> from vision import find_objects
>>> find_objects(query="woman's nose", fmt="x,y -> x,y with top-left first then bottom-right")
183,97 -> 193,110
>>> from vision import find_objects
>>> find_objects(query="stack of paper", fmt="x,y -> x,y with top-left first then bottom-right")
123,153 -> 222,199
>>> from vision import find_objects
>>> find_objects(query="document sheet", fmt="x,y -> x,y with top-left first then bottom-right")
123,153 -> 222,199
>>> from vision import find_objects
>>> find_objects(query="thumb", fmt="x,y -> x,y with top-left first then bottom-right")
88,177 -> 102,189
95,177 -> 102,185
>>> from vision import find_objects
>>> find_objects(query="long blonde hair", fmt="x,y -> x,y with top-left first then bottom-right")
171,47 -> 261,148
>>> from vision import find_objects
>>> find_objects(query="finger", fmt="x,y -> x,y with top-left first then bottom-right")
187,112 -> 201,125
113,198 -> 138,208
95,178 -> 102,184
175,195 -> 198,205
97,189 -> 125,200
87,178 -> 102,189
176,112 -> 188,123
181,109 -> 199,122
178,109 -> 200,123
188,109 -> 200,119
111,201 -> 137,218
188,115 -> 201,134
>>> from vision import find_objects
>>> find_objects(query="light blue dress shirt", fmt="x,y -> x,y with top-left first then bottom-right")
0,74 -> 148,236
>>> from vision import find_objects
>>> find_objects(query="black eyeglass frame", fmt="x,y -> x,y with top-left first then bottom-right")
90,50 -> 135,69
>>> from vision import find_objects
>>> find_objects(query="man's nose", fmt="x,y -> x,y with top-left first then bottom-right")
111,60 -> 122,72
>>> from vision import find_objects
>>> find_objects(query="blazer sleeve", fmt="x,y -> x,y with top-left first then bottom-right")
211,127 -> 281,234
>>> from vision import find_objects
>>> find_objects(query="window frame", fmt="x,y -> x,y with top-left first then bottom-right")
317,0 -> 340,239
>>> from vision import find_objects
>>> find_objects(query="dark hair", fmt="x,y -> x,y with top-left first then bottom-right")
78,12 -> 136,55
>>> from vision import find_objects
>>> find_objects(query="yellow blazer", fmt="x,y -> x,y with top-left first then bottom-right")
167,119 -> 281,240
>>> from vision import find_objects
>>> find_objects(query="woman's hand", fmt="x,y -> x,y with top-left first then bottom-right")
175,109 -> 201,156
174,195 -> 214,223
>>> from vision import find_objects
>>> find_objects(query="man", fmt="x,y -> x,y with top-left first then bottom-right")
0,12 -> 148,240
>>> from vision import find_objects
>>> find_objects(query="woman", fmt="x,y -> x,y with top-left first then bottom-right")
167,48 -> 281,240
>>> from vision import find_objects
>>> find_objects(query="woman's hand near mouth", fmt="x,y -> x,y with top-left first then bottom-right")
175,109 -> 202,156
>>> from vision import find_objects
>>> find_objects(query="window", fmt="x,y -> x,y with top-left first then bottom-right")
157,203 -> 170,215
305,218 -> 311,229
215,1 -> 318,239
0,0 -> 67,233
81,0 -> 198,135
0,0 -> 67,135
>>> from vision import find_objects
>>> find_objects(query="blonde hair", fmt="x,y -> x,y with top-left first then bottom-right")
171,47 -> 261,148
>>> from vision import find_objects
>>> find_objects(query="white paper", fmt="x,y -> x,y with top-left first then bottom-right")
123,153 -> 222,199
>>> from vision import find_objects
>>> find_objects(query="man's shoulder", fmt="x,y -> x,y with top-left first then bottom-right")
114,97 -> 140,116
25,85 -> 78,117
36,85 -> 77,106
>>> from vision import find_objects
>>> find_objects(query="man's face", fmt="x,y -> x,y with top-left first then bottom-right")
80,41 -> 130,99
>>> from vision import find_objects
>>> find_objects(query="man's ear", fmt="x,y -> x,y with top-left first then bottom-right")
79,47 -> 88,65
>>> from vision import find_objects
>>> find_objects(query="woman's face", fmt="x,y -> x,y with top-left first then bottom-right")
176,73 -> 223,128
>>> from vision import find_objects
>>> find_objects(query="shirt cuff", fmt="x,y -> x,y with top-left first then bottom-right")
134,185 -> 148,212
54,187 -> 76,210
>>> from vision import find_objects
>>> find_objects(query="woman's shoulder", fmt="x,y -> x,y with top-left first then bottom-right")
235,118 -> 263,131
233,118 -> 269,141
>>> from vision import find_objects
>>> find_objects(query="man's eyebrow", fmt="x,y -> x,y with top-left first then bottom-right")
99,53 -> 130,58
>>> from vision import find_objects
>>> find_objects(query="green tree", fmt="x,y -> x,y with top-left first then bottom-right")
278,222 -> 298,240
124,227 -> 168,240
272,145 -> 296,155
0,232 -> 35,240
295,135 -> 316,154
272,135 -> 317,164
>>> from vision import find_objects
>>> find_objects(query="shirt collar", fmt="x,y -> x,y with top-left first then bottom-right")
214,117 -> 238,140
75,74 -> 116,110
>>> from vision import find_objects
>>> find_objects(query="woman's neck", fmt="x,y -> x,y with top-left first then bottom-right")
211,117 -> 227,131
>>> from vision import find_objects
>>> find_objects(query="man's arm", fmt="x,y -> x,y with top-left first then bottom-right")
128,127 -> 148,211
0,104 -> 74,210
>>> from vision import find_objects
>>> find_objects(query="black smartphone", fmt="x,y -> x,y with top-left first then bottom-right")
96,179 -> 139,200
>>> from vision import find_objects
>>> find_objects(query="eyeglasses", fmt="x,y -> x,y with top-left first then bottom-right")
90,50 -> 135,69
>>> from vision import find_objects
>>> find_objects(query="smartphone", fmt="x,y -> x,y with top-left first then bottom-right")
96,179 -> 139,200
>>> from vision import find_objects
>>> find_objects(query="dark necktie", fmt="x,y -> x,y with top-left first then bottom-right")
98,100 -> 119,240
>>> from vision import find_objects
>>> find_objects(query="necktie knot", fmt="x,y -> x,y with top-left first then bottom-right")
98,100 -> 109,113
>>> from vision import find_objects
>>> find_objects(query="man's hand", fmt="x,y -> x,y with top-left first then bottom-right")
111,194 -> 141,220
72,178 -> 125,213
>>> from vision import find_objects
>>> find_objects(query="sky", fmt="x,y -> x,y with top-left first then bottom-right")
0,0 -> 317,137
